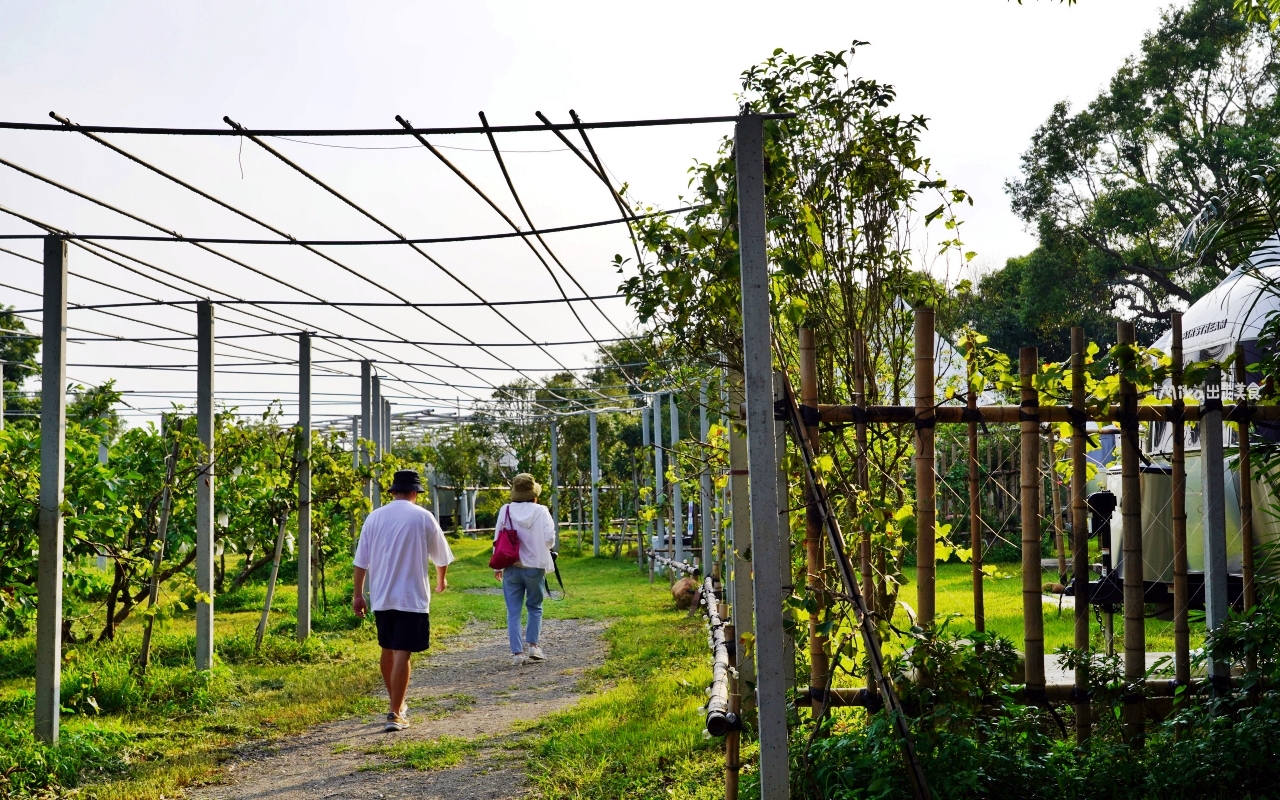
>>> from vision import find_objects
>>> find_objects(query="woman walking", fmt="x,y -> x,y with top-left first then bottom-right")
494,473 -> 557,666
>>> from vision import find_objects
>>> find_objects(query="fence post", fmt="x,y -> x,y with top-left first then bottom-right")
700,380 -> 714,571
361,362 -> 372,507
590,411 -> 600,557
297,332 -> 312,641
736,110 -> 789,799
195,299 -> 216,671
639,406 -> 649,568
775,370 -> 795,694
728,373 -> 755,701
1170,314 -> 1190,689
1117,321 -> 1146,740
1070,328 -> 1091,742
1236,345 -> 1255,614
799,328 -> 828,710
966,339 -> 985,637
914,308 -> 936,626
654,394 -> 666,560
550,418 -> 561,550
371,376 -> 382,509
35,235 -> 67,743
1201,363 -> 1230,694
1020,347 -> 1046,701
670,395 -> 683,564
854,330 -> 873,615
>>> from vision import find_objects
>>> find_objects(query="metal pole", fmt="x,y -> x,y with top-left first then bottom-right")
915,308 -> 936,625
736,111 -> 788,798
371,376 -> 382,509
360,362 -> 372,506
1201,364 -> 1230,692
1020,347 -> 1046,700
700,380 -> 713,572
195,299 -> 215,671
297,333 -> 312,642
670,395 -> 683,564
1170,314 -> 1190,689
799,328 -> 828,710
1070,328 -> 1091,742
1117,321 -> 1145,740
35,235 -> 67,743
654,393 -> 666,559
550,418 -> 561,550
590,411 -> 600,557
384,398 -> 392,456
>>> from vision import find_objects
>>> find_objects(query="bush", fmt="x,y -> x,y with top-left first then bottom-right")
0,721 -> 131,797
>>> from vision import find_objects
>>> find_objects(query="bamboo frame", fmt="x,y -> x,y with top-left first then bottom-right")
799,328 -> 829,710
914,309 -> 936,626
1118,321 -> 1146,745
1171,314 -> 1191,688
1020,347 -> 1046,698
1070,328 -> 1091,743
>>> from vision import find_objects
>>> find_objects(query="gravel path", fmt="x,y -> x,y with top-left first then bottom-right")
187,617 -> 608,800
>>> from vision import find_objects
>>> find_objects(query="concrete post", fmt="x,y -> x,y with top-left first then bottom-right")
653,394 -> 666,556
775,370 -> 795,695
590,411 -> 600,557
371,377 -> 382,509
670,395 -> 683,563
360,363 -> 372,506
384,398 -> 391,455
728,374 -> 754,701
700,380 -> 713,572
297,332 -> 312,642
736,112 -> 789,798
639,405 -> 650,568
550,418 -> 560,549
1201,365 -> 1230,689
195,300 -> 215,671
35,235 -> 67,743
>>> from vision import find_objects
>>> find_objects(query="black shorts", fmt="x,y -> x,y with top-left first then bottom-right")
373,609 -> 431,652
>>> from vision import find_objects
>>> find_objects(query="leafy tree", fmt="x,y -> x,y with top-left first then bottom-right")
1005,0 -> 1280,331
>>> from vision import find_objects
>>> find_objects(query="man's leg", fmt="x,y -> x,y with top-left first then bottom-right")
386,649 -> 412,715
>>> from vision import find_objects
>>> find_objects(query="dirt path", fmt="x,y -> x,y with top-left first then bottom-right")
187,617 -> 609,800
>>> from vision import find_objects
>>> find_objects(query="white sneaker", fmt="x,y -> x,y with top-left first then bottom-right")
384,712 -> 409,732
512,653 -> 526,666
526,644 -> 546,661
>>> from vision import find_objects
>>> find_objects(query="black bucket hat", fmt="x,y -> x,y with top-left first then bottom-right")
389,469 -> 425,493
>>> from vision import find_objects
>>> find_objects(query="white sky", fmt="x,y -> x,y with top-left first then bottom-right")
0,0 -> 1173,427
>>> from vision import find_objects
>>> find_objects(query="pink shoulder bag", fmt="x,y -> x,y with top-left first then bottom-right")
489,507 -> 521,569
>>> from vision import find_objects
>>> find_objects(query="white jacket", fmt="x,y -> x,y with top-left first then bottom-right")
494,501 -> 557,571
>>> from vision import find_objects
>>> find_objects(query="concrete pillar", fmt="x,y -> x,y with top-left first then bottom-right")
371,376 -> 382,509
700,381 -> 713,573
639,406 -> 649,568
360,363 -> 372,506
736,112 -> 788,798
670,396 -> 683,563
590,411 -> 600,557
35,235 -> 67,743
195,300 -> 215,671
297,332 -> 312,641
1202,365 -> 1230,688
653,395 -> 666,553
550,419 -> 560,549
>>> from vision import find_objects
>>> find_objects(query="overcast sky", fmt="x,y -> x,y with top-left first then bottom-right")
0,0 -> 1174,427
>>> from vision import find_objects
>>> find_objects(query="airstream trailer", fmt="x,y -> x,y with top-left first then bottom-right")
1092,253 -> 1280,615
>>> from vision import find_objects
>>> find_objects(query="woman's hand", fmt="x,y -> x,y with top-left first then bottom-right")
494,569 -> 503,581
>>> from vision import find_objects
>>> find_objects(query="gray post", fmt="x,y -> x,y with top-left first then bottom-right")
550,419 -> 561,549
590,411 -> 600,557
360,363 -> 372,505
640,405 -> 650,568
297,333 -> 312,642
0,360 -> 5,431
371,376 -> 382,508
384,398 -> 392,455
35,235 -> 67,743
195,300 -> 215,671
775,370 -> 795,692
351,415 -> 359,471
700,380 -> 713,572
653,394 -> 666,556
1201,366 -> 1230,686
736,112 -> 789,798
670,396 -> 683,563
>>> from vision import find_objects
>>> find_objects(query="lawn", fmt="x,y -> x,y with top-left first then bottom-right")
0,535 -> 724,799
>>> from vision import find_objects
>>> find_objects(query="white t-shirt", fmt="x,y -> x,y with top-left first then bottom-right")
493,502 -> 557,571
354,500 -> 455,613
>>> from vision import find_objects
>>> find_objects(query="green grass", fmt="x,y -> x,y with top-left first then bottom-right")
927,562 -> 1206,653
0,535 -> 722,799
362,735 -> 482,771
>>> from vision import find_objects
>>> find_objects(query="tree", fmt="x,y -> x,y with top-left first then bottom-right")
1006,0 -> 1280,329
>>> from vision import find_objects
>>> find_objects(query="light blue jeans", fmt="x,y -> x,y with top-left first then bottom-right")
502,566 -> 545,654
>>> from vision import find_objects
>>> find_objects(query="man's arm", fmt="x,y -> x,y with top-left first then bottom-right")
352,566 -> 368,617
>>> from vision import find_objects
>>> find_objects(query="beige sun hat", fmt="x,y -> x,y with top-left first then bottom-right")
510,473 -> 542,502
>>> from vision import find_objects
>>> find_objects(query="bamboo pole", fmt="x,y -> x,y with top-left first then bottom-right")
255,513 -> 290,652
1171,314 -> 1190,688
966,344 -> 984,635
1117,321 -> 1146,745
854,330 -> 873,611
914,308 -> 936,626
1236,344 -> 1256,612
799,329 -> 828,710
139,435 -> 181,675
1049,432 -> 1066,581
1070,328 -> 1091,743
1020,347 -> 1046,699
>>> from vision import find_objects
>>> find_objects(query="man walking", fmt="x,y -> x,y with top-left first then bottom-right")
353,469 -> 454,732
